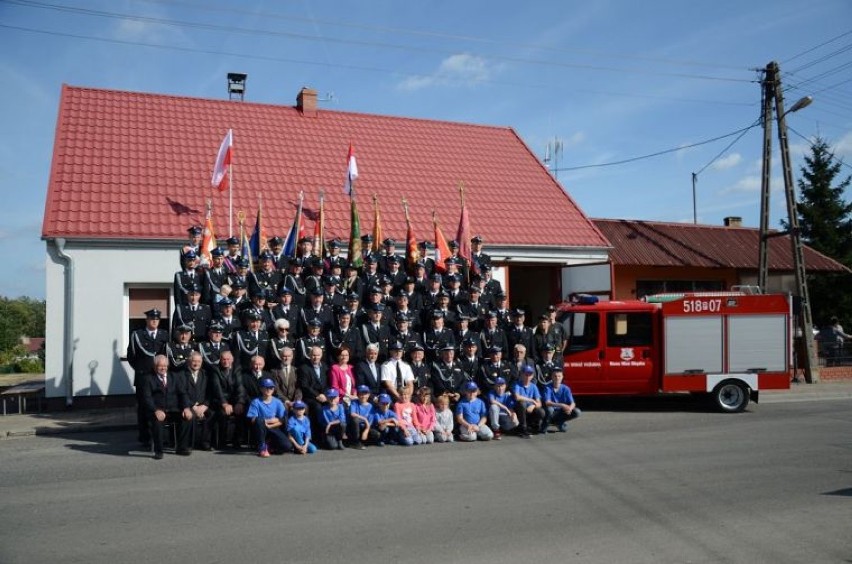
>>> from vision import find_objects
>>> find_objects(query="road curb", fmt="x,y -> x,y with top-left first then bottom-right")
2,423 -> 136,440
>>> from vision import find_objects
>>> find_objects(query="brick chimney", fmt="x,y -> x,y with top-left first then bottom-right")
296,87 -> 317,117
723,216 -> 742,228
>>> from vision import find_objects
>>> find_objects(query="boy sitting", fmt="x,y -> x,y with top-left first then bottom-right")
455,381 -> 493,442
541,369 -> 581,433
246,378 -> 289,458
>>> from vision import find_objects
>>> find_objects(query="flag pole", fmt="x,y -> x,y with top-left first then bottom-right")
228,161 -> 234,236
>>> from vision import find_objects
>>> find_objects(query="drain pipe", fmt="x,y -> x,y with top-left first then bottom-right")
54,238 -> 75,408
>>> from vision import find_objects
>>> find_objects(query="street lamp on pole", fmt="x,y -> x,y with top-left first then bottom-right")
757,61 -> 819,383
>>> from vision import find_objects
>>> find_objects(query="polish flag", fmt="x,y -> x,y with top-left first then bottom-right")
343,142 -> 358,197
211,129 -> 232,191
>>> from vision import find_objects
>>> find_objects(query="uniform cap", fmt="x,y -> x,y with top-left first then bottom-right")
187,225 -> 203,236
495,377 -> 506,385
346,292 -> 360,301
278,286 -> 292,295
260,378 -> 276,389
307,318 -> 323,328
378,393 -> 392,404
471,235 -> 483,243
309,287 -> 323,296
226,236 -> 240,246
464,381 -> 479,391
211,247 -> 224,257
326,388 -> 339,398
361,234 -> 374,242
293,400 -> 307,410
144,308 -> 161,319
488,345 -> 502,355
511,308 -> 526,317
356,385 -> 371,394
368,302 -> 385,312
244,310 -> 262,320
268,236 -> 283,246
219,297 -> 234,306
231,280 -> 247,289
208,322 -> 224,332
236,258 -> 250,268
298,236 -> 313,244
389,340 -> 404,351
176,324 -> 193,333
382,238 -> 395,247
183,250 -> 198,260
522,364 -> 535,374
448,240 -> 459,249
327,238 -> 342,249
187,283 -> 202,294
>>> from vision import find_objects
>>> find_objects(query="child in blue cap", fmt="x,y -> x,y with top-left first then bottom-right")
455,381 -> 493,441
372,393 -> 401,446
320,388 -> 347,450
287,400 -> 317,454
348,385 -> 376,449
246,378 -> 289,458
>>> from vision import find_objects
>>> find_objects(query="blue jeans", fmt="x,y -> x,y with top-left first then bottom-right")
288,427 -> 318,454
253,418 -> 290,453
544,406 -> 581,430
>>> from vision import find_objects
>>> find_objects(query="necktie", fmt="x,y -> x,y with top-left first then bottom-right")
149,332 -> 156,339
396,361 -> 404,389
160,376 -> 167,389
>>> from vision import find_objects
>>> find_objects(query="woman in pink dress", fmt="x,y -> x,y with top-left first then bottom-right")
328,346 -> 357,407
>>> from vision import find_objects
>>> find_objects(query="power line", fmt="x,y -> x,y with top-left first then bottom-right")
553,122 -> 761,173
1,0 -> 754,84
787,126 -> 852,171
694,119 -> 761,177
782,28 -> 852,65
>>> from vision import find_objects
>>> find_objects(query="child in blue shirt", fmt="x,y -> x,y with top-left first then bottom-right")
348,385 -> 376,449
513,365 -> 544,438
372,393 -> 402,446
456,381 -> 493,441
287,400 -> 317,454
541,369 -> 581,433
487,377 -> 518,440
246,378 -> 289,458
320,388 -> 347,450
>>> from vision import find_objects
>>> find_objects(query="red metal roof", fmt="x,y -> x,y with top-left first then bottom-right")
593,218 -> 848,273
42,85 -> 609,250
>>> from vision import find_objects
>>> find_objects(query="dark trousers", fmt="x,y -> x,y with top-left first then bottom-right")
188,412 -> 214,449
252,417 -> 290,453
323,423 -> 345,449
135,385 -> 150,443
514,403 -> 544,434
151,411 -> 191,454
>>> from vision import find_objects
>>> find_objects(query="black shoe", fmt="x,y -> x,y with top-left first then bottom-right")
200,443 -> 212,451
337,444 -> 345,450
153,451 -> 164,460
176,449 -> 192,456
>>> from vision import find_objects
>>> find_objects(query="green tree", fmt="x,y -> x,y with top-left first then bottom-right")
790,137 -> 852,327
0,296 -> 46,372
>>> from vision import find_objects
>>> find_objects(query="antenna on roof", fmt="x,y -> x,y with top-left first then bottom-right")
227,73 -> 247,101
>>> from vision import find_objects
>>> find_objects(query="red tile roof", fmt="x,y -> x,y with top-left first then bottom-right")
593,218 -> 848,273
42,85 -> 609,250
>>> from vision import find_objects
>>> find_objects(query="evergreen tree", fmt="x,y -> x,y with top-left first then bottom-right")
789,137 -> 852,327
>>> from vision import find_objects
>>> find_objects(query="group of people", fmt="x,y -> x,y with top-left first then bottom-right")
126,226 -> 581,459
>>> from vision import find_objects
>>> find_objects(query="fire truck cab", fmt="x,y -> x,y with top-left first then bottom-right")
557,292 -> 792,412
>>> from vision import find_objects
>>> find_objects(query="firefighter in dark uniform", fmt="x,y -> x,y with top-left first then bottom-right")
223,236 -> 242,272
127,308 -> 169,446
408,343 -> 431,392
417,241 -> 436,277
412,261 -> 429,294
296,319 -> 327,366
282,260 -> 307,308
341,263 -> 363,300
456,285 -> 488,332
458,337 -> 481,383
198,321 -> 230,371
180,225 -> 203,268
231,310 -> 270,371
239,289 -> 272,334
391,312 -> 422,356
446,241 -> 469,284
303,256 -> 325,295
324,239 -> 347,274
227,257 -> 251,295
271,287 -> 302,339
249,251 -> 282,299
536,343 -> 560,387
478,345 -> 513,391
322,275 -> 345,309
172,283 -> 212,343
328,308 -> 362,363
204,247 -> 230,305
301,287 -> 333,334
469,235 -> 491,274
385,255 -> 407,290
479,311 -> 508,354
421,274 -> 444,315
166,325 -> 196,372
360,302 -> 391,362
359,255 -> 382,302
173,250 -> 201,307
494,293 -> 512,331
422,309 -> 455,363
213,298 -> 241,341
377,238 -> 400,275
268,236 -> 286,270
507,308 -> 535,353
430,344 -> 464,404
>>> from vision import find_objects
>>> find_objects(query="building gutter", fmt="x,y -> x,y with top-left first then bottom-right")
53,238 -> 75,408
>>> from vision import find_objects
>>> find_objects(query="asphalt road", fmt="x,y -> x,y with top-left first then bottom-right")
1,398 -> 850,564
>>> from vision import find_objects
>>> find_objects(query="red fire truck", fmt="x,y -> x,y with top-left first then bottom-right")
557,291 -> 792,412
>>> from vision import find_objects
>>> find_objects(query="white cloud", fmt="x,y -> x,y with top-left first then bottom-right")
564,131 -> 585,147
711,153 -> 742,171
397,53 -> 496,91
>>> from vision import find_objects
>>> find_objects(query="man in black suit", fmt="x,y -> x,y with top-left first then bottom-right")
172,284 -> 212,342
211,350 -> 246,449
296,345 -> 329,436
181,351 -> 215,451
143,355 -> 191,459
354,343 -> 382,398
127,308 -> 169,446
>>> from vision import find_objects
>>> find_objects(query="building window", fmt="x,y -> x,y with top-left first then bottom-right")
128,287 -> 171,340
607,312 -> 653,347
635,280 -> 724,298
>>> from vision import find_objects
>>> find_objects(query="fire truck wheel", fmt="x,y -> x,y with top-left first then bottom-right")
711,380 -> 750,413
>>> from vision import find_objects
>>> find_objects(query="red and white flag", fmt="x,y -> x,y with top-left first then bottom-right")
343,142 -> 358,197
211,129 -> 233,192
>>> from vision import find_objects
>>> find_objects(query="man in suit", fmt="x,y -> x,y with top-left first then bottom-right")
354,343 -> 383,398
211,350 -> 246,449
181,351 -> 215,451
127,308 -> 169,446
270,345 -> 301,407
296,346 -> 329,435
143,355 -> 191,459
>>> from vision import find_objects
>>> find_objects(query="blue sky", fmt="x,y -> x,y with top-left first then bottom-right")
1,0 -> 851,299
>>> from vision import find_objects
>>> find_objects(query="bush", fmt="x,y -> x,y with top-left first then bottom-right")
15,358 -> 44,373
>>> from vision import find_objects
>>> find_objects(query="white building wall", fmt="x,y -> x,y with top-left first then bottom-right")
45,242 -> 177,399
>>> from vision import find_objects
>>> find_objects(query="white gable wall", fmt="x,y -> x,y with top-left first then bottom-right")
45,240 -> 177,400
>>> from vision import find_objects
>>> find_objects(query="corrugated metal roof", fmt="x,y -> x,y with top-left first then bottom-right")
42,85 -> 609,250
593,218 -> 848,273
